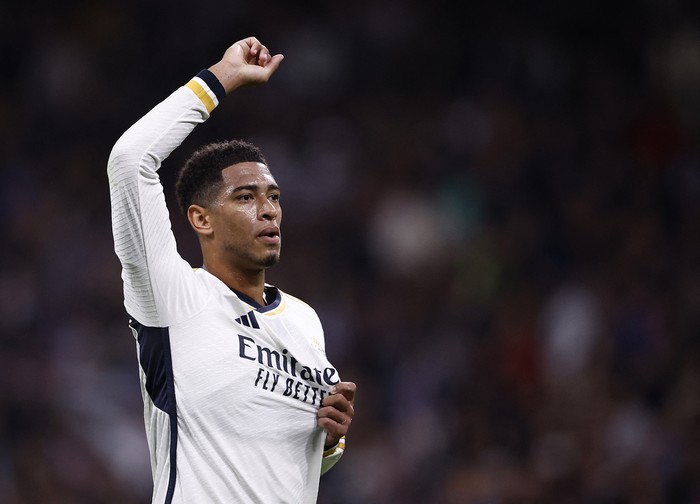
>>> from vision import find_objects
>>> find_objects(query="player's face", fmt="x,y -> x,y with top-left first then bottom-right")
209,162 -> 282,270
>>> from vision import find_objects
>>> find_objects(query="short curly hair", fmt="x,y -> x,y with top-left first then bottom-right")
175,139 -> 268,214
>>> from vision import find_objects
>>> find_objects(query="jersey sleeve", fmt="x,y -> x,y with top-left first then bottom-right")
320,436 -> 346,475
107,70 -> 226,327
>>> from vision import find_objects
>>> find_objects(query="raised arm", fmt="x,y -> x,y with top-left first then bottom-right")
107,37 -> 283,327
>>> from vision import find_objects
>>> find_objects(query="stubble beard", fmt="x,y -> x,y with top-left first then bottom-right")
259,250 -> 281,268
227,243 -> 281,271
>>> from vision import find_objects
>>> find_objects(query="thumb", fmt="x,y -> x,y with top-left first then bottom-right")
261,54 -> 284,76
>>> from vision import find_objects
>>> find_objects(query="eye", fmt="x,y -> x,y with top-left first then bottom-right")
269,193 -> 281,202
238,193 -> 254,201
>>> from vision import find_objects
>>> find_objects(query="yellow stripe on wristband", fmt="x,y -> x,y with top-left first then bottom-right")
185,79 -> 216,113
323,436 -> 346,457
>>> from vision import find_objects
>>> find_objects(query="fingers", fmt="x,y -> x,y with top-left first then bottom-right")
246,38 -> 267,64
237,37 -> 281,68
317,405 -> 351,447
331,381 -> 356,404
317,406 -> 348,428
317,382 -> 356,447
322,390 -> 355,417
213,37 -> 284,93
238,38 -> 284,79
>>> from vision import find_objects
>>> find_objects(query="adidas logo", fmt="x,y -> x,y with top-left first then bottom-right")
235,310 -> 260,329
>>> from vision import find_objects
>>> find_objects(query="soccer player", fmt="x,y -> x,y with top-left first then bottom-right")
107,36 -> 356,503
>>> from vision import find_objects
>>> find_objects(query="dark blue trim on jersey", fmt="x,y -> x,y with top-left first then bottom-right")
231,285 -> 281,313
196,69 -> 226,103
129,317 -> 178,504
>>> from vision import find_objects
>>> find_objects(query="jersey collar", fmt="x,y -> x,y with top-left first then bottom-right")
231,284 -> 281,313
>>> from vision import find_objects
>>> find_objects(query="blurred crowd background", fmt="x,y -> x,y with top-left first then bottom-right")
2,0 -> 700,502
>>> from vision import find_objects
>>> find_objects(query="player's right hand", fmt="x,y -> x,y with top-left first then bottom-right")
209,36 -> 284,94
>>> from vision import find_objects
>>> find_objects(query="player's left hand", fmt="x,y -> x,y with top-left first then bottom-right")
318,381 -> 356,447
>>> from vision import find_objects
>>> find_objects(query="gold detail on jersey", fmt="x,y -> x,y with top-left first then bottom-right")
263,296 -> 287,316
185,79 -> 216,113
323,436 -> 346,457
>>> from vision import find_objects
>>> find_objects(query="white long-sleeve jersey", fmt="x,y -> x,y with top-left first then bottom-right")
107,70 -> 344,504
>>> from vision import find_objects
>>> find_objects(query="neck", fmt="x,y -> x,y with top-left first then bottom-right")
203,259 -> 267,306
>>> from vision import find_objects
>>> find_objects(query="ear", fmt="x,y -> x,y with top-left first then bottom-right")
187,204 -> 214,237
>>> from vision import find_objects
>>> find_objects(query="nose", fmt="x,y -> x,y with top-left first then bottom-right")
259,199 -> 278,221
